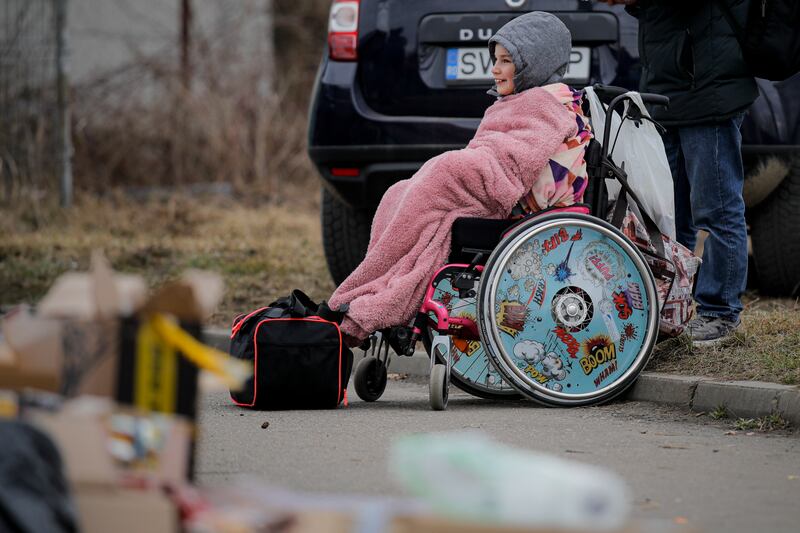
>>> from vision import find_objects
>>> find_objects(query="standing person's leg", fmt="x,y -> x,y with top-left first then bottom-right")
678,114 -> 748,343
662,128 -> 696,251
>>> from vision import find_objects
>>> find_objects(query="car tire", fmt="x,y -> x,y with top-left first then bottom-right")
750,156 -> 800,297
321,188 -> 371,285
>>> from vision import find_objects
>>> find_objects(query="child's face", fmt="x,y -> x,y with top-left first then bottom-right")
491,44 -> 516,96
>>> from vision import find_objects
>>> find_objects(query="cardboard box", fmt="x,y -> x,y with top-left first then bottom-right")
1,308 -> 125,398
0,252 -> 221,415
30,400 -> 193,488
75,487 -> 178,533
0,310 -> 66,392
31,408 -> 118,487
0,251 -> 137,397
4,253 -> 222,490
38,270 -> 146,320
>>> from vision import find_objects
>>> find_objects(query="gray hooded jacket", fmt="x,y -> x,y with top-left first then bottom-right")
488,12 -> 572,97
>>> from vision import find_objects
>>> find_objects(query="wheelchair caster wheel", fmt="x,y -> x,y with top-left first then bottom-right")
429,363 -> 449,411
354,356 -> 387,402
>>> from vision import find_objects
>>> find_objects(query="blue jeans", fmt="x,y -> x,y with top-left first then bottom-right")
661,114 -> 747,321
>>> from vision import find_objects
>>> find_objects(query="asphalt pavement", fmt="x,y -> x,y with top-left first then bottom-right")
196,377 -> 800,533
203,329 -> 800,426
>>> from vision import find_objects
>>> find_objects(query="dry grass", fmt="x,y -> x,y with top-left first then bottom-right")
733,413 -> 791,432
0,191 -> 335,327
646,296 -> 800,385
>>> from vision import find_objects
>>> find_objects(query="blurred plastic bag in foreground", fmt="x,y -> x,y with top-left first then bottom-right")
389,431 -> 631,531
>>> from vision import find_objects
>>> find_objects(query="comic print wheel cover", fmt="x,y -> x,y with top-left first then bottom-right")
478,215 -> 659,406
428,273 -> 518,398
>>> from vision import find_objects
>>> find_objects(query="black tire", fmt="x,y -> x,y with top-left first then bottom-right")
750,158 -> 800,297
321,188 -> 371,285
353,356 -> 387,402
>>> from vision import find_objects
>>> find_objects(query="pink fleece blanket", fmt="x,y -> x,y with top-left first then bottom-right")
329,87 -> 578,340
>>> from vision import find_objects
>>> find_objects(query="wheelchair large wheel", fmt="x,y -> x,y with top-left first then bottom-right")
422,268 -> 520,400
478,213 -> 659,406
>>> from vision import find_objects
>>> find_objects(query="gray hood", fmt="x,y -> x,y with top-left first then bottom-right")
488,12 -> 572,97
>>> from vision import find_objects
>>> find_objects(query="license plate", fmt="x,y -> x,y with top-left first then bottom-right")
445,46 -> 591,84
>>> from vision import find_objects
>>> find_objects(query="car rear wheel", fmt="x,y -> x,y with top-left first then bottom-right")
750,156 -> 800,297
321,188 -> 371,285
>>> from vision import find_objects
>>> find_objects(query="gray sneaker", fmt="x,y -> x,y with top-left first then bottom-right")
687,315 -> 741,347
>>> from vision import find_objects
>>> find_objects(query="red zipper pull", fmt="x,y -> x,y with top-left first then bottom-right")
343,388 -> 349,407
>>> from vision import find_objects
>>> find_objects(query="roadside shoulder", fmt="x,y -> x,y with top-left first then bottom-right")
204,328 -> 800,425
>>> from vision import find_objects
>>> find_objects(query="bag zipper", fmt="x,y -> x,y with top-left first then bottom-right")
231,306 -> 271,339
231,312 -> 246,330
255,316 -> 340,347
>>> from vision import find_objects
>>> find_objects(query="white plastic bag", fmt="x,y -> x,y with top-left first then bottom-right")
389,431 -> 631,531
584,87 -> 676,239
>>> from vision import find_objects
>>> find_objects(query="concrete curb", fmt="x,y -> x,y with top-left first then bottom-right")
205,328 -> 800,426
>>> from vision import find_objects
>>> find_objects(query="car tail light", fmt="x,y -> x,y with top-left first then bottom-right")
330,167 -> 360,177
328,0 -> 359,61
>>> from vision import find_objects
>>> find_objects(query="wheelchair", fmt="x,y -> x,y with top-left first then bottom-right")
353,85 -> 670,410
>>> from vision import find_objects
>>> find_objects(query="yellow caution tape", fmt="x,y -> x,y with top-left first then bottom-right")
0,391 -> 19,419
136,320 -> 178,412
148,314 -> 252,391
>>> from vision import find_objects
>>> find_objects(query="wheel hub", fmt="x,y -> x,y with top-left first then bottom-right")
552,287 -> 593,331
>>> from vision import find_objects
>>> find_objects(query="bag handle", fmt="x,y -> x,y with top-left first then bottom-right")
635,243 -> 679,316
611,193 -> 680,316
610,191 -> 667,259
266,290 -> 349,324
317,300 -> 349,325
289,289 -> 319,316
606,160 -> 667,259
267,289 -> 318,318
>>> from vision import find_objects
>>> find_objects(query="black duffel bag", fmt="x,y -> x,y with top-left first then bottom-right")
229,290 -> 352,410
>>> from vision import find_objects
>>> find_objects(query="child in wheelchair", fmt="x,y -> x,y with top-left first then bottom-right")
323,12 -> 694,410
328,12 -> 592,346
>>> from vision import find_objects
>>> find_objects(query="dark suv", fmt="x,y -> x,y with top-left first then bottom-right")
307,0 -> 800,296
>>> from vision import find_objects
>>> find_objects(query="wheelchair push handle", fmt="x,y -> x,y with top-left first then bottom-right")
593,84 -> 670,162
592,84 -> 670,108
